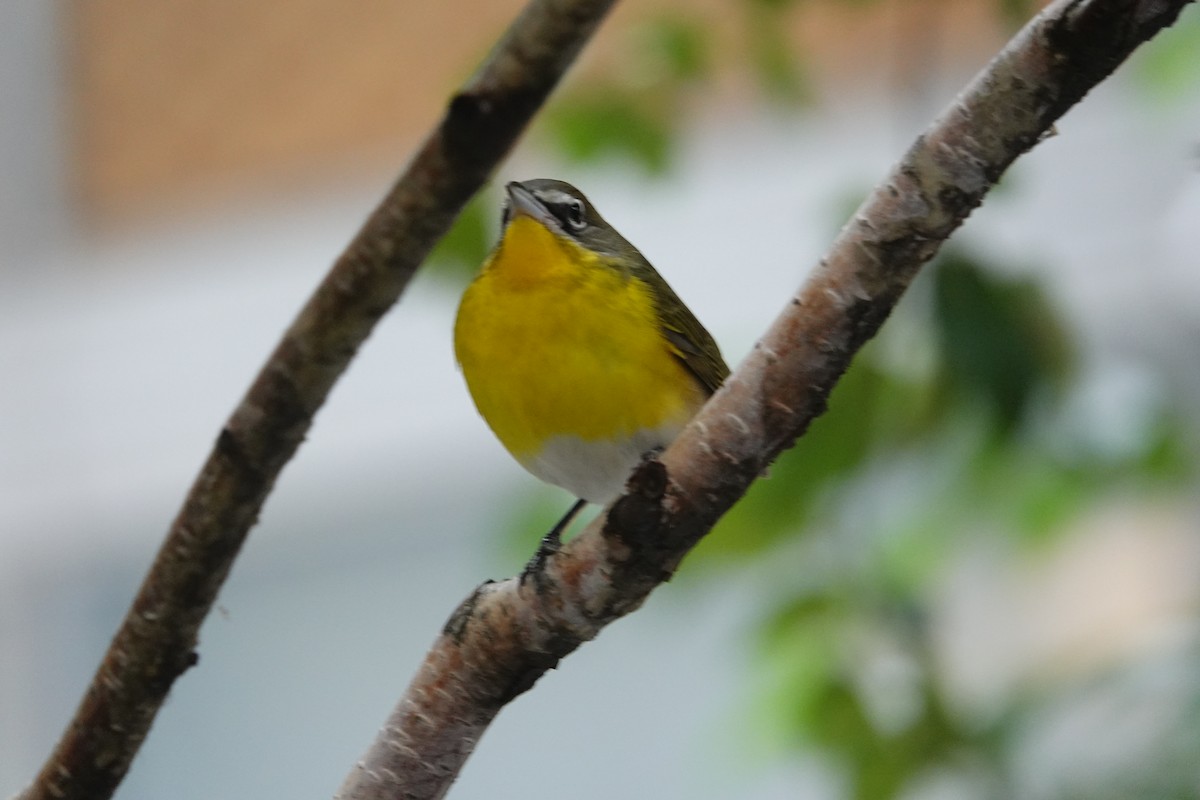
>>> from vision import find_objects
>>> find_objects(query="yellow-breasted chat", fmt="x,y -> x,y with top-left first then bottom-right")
454,179 -> 728,545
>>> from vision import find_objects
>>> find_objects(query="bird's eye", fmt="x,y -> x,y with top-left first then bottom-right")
563,199 -> 586,231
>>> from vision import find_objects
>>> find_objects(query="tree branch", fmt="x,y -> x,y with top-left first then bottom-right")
334,1 -> 1195,798
17,3 -> 618,800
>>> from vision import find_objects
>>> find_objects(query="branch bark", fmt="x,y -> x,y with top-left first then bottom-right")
17,3 -> 617,800
334,1 -> 1195,798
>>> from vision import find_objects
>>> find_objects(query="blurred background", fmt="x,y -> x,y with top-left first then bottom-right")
2,1 -> 1200,798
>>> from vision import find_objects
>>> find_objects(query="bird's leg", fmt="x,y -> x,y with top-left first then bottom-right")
522,498 -> 586,581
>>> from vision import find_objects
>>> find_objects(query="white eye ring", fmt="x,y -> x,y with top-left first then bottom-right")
565,200 -> 586,231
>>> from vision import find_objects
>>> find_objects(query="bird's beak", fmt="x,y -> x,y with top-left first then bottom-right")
505,182 -> 560,231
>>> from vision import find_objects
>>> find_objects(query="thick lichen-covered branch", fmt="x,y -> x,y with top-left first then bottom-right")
334,2 -> 1195,799
17,3 -> 618,800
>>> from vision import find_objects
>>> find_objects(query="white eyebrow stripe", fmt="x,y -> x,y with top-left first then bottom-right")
540,190 -> 577,205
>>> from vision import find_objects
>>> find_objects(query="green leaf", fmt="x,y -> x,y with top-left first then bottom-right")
745,5 -> 812,106
639,16 -> 711,84
541,89 -> 674,174
975,445 -> 1099,544
1133,7 -> 1200,103
1138,413 -> 1195,480
750,597 -> 845,746
759,592 -> 843,648
426,191 -> 495,287
932,250 -> 1073,433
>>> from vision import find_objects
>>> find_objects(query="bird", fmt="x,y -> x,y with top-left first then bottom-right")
453,179 -> 728,553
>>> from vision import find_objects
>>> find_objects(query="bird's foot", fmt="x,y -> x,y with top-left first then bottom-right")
521,498 -> 586,584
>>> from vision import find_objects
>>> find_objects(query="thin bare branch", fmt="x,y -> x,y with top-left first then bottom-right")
335,1 -> 1195,798
17,2 -> 618,800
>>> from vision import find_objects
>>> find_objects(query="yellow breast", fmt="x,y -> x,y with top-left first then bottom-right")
454,216 -> 705,500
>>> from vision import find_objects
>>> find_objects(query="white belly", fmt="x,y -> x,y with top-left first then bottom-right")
520,422 -> 684,504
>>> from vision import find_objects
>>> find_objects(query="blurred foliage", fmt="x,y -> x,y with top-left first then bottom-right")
476,1 -> 1200,798
542,87 -> 676,174
694,248 -> 1196,800
638,15 -> 713,84
745,1 -> 813,106
537,13 -> 718,176
425,191 -> 496,286
536,2 -> 813,179
932,251 -> 1072,435
705,246 -> 1087,559
1133,7 -> 1200,103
